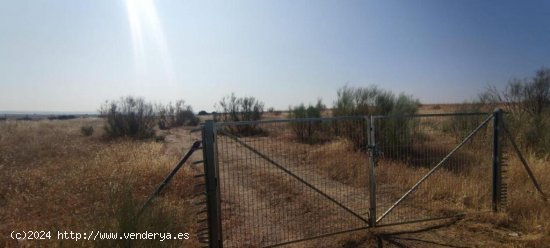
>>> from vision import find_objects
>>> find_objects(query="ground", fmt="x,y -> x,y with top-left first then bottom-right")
1,110 -> 548,247
167,117 -> 548,248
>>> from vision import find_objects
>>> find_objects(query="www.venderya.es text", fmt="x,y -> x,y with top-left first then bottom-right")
10,230 -> 190,242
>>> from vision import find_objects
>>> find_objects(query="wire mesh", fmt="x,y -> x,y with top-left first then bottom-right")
215,117 -> 371,247
209,113 -> 499,246
373,113 -> 494,226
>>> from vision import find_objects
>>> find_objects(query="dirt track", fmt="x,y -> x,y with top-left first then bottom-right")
216,135 -> 371,247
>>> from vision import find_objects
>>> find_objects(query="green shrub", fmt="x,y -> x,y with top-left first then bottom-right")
289,100 -> 327,144
376,94 -> 421,158
214,93 -> 265,136
333,85 -> 420,153
80,125 -> 94,136
99,96 -> 156,139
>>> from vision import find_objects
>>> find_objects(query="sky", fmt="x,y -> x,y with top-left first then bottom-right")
1,0 -> 549,113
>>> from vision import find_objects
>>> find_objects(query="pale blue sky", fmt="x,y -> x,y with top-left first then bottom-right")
1,0 -> 549,112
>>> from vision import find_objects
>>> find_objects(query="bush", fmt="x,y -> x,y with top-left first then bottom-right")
289,100 -> 326,144
173,100 -> 199,126
80,125 -> 94,136
333,85 -> 420,153
157,100 -> 199,129
478,67 -> 550,154
214,93 -> 265,136
156,103 -> 171,130
198,110 -> 209,115
99,96 -> 156,139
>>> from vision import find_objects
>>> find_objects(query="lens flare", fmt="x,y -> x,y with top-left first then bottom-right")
125,0 -> 173,81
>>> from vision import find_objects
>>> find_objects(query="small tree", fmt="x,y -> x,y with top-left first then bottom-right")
214,93 -> 265,136
478,67 -> 550,154
99,96 -> 156,139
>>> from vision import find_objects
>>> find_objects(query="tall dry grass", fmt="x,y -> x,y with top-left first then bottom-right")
506,154 -> 550,235
303,123 -> 549,245
0,119 -> 199,247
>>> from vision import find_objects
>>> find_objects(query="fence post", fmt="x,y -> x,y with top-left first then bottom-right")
368,116 -> 377,227
203,120 -> 223,248
492,108 -> 503,212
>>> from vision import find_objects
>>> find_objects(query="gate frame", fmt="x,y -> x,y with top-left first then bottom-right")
202,111 -> 505,247
371,111 -> 498,226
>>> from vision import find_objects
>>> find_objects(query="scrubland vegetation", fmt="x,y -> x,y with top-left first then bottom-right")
99,96 -> 199,140
288,100 -> 326,144
214,93 -> 265,136
480,68 -> 550,155
1,69 -> 548,247
0,119 -> 199,247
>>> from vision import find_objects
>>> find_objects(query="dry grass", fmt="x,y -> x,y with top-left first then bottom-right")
1,111 -> 548,247
302,121 -> 549,245
309,139 -> 369,188
0,119 -> 199,247
506,154 -> 550,235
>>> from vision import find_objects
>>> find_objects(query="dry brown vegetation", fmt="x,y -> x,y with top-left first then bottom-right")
1,102 -> 548,247
0,119 -> 200,247
250,106 -> 550,247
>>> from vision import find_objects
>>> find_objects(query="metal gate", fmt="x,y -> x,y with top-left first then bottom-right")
200,110 -> 504,247
372,112 -> 500,226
